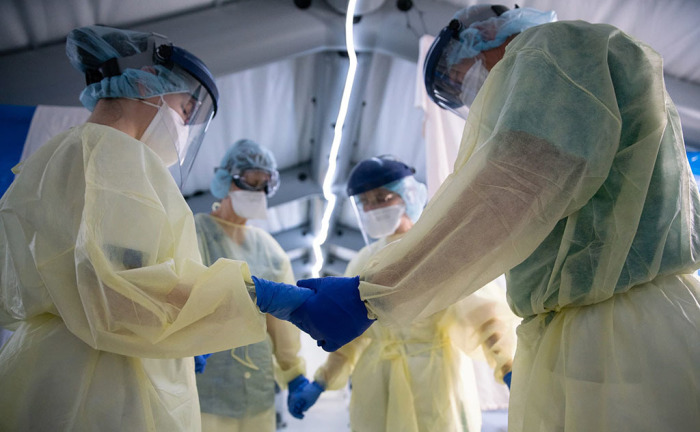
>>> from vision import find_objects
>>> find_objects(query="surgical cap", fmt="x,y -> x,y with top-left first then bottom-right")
446,6 -> 557,65
66,26 -> 192,111
210,139 -> 279,199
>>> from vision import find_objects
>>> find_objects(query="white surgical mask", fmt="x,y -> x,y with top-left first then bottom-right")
459,59 -> 489,108
138,97 -> 190,167
360,204 -> 405,239
229,190 -> 268,220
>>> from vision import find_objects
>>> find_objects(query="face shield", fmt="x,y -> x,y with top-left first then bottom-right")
84,34 -> 219,189
424,20 -> 474,119
161,46 -> 218,189
424,5 -> 557,119
346,156 -> 420,244
424,20 -> 493,119
351,187 -> 407,242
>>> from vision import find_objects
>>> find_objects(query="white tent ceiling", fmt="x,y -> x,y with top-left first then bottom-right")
2,0 -> 700,277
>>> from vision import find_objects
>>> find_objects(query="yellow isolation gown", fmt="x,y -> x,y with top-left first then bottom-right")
359,21 -> 700,431
0,123 -> 267,431
315,233 -> 517,432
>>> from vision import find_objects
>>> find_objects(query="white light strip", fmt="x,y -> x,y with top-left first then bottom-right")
311,0 -> 358,277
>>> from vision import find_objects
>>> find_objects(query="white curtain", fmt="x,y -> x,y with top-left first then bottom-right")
184,55 -> 318,196
356,53 -> 427,181
21,105 -> 90,161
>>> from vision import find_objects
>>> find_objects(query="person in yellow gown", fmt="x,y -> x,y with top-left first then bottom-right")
288,156 -> 517,432
0,26 -> 307,431
259,5 -> 700,431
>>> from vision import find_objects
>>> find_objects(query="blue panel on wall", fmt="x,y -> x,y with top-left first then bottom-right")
687,151 -> 700,175
0,104 -> 36,196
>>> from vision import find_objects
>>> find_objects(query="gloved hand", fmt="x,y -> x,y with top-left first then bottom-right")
503,371 -> 512,389
253,276 -> 313,320
288,276 -> 375,352
194,354 -> 212,374
287,375 -> 325,419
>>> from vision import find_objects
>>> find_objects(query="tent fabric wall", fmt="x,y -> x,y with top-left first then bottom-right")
356,52 -> 427,182
21,105 -> 90,161
184,54 -> 318,197
686,151 -> 700,185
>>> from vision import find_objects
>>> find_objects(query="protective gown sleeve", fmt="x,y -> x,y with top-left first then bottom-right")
359,43 -> 623,326
2,124 -> 267,358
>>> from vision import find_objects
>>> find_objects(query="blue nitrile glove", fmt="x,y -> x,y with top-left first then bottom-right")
253,276 -> 313,320
194,354 -> 212,374
288,276 -> 375,352
287,375 -> 325,419
503,371 -> 512,389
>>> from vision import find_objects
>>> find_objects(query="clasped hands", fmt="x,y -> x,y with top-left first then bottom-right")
253,275 -> 375,352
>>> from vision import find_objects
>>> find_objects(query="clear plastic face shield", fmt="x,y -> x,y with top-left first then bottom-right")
423,20 -> 485,119
351,187 -> 407,243
424,5 -> 557,119
162,65 -> 217,189
88,34 -> 219,189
